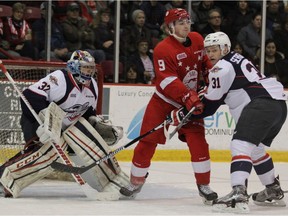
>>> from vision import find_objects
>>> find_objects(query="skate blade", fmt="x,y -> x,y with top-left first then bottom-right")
212,202 -> 250,214
201,197 -> 213,206
253,199 -> 286,207
119,193 -> 137,200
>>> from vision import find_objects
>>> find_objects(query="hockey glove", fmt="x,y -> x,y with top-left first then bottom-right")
88,115 -> 123,146
181,90 -> 204,115
36,124 -> 53,144
166,107 -> 188,126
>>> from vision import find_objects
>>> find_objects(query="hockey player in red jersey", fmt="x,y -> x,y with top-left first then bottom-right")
120,8 -> 218,204
170,32 -> 287,213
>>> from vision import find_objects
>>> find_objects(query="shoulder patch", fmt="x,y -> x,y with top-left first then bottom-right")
177,52 -> 187,60
210,66 -> 222,73
49,75 -> 59,85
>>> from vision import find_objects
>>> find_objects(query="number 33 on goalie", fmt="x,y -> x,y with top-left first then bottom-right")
0,50 -> 129,199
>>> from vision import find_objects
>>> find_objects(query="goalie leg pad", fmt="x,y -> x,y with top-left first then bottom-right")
0,140 -> 67,198
63,117 -> 130,194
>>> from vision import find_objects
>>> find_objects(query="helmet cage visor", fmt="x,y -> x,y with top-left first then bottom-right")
77,61 -> 95,84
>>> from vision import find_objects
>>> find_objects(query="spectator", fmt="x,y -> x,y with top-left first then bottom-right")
165,0 -> 187,10
128,38 -> 154,84
91,8 -> 115,61
274,17 -> 288,60
32,2 -> 69,61
125,64 -> 140,84
237,12 -> 273,62
2,2 -> 38,60
77,0 -> 98,23
120,9 -> 153,58
193,0 -> 220,32
0,18 -> 8,59
260,39 -> 288,87
225,1 -> 255,42
140,0 -> 166,38
200,8 -> 228,38
164,0 -> 197,30
266,0 -> 286,35
108,0 -> 136,31
61,2 -> 105,64
231,40 -> 249,59
0,18 -> 3,37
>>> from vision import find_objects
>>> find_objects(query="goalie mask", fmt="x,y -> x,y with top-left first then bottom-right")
67,50 -> 96,86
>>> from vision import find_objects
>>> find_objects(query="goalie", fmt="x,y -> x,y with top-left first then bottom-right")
0,50 -> 129,199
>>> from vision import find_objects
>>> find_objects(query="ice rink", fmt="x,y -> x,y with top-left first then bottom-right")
1,162 -> 288,215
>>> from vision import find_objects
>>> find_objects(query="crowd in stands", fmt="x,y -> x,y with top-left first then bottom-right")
0,0 -> 288,87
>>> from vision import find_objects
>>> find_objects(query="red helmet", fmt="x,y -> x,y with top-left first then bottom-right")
164,8 -> 190,25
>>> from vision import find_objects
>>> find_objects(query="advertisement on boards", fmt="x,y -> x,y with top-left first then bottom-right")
103,85 -> 288,151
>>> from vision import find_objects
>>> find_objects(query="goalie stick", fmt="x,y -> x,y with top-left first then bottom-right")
164,106 -> 196,140
51,122 -> 165,174
0,61 -> 118,200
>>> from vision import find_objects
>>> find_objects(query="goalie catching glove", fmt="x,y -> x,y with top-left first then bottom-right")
88,115 -> 123,146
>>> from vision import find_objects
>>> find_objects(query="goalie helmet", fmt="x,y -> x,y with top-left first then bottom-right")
204,32 -> 231,56
67,50 -> 96,85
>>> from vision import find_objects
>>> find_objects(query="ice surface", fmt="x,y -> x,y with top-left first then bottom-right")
1,162 -> 287,215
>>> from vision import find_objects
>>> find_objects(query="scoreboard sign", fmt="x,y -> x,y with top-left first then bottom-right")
0,81 -> 33,145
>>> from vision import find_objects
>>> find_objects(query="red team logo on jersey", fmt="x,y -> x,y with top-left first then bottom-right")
183,70 -> 198,91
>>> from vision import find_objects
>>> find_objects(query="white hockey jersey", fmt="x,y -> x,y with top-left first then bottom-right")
22,69 -> 98,129
201,52 -> 287,122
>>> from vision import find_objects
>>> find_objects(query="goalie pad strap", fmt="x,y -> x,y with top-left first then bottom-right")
63,117 -> 129,193
0,140 -> 67,198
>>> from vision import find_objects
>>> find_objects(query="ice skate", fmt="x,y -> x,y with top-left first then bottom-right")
119,173 -> 148,199
119,182 -> 143,199
212,185 -> 249,213
197,184 -> 218,205
252,176 -> 286,207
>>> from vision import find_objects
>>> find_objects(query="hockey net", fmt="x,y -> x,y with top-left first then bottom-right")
0,60 -> 103,165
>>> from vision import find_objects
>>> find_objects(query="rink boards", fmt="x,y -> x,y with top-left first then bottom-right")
103,85 -> 288,162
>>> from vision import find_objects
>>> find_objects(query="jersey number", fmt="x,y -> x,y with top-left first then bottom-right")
211,77 -> 220,88
158,60 -> 165,71
38,81 -> 50,91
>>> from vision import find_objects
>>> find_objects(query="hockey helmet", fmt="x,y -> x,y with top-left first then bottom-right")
67,50 -> 96,85
204,32 -> 231,55
164,8 -> 190,25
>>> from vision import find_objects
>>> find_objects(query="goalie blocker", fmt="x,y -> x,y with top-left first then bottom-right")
0,117 -> 129,199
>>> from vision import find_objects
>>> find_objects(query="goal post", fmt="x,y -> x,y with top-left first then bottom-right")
0,59 -> 103,165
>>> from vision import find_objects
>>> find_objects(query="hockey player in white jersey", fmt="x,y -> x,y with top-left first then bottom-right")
168,32 -> 287,213
0,50 -> 129,199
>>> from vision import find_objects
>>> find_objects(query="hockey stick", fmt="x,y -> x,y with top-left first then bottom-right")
165,106 -> 196,140
0,61 -> 118,200
51,121 -> 166,174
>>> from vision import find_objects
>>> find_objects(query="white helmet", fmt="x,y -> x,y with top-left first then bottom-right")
67,50 -> 96,85
204,32 -> 231,56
